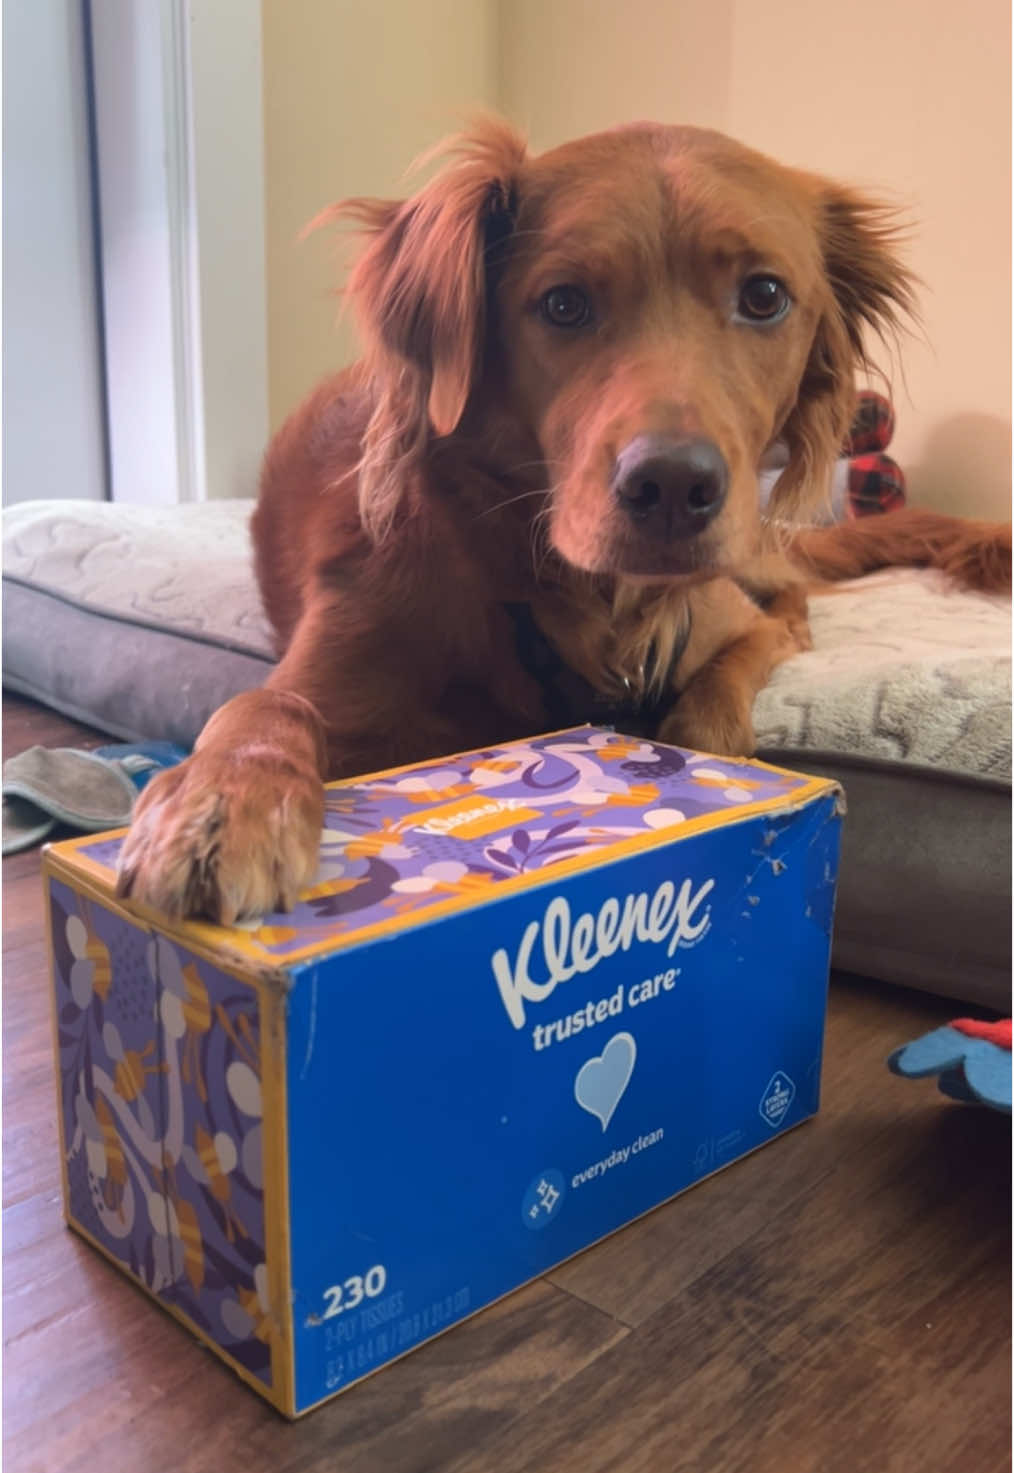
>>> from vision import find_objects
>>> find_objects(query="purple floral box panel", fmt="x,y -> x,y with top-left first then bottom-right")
77,728 -> 812,962
49,878 -> 272,1388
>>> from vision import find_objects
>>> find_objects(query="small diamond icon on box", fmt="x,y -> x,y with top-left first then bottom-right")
759,1071 -> 796,1129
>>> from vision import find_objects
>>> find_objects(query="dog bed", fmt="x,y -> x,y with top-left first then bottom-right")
4,498 -> 1010,1009
751,568 -> 1010,1010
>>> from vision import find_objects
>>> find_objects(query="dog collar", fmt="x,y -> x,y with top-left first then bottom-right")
504,602 -> 687,737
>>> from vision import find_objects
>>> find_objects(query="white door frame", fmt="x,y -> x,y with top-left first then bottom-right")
89,0 -> 268,504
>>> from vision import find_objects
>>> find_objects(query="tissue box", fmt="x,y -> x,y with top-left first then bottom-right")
44,726 -> 842,1417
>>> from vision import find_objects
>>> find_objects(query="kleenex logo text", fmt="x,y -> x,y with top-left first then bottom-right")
491,878 -> 715,1029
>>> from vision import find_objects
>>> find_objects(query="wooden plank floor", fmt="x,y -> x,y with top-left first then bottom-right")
3,694 -> 1010,1473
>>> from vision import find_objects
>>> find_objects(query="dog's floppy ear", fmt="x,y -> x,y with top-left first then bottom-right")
324,118 -> 526,540
773,184 -> 917,518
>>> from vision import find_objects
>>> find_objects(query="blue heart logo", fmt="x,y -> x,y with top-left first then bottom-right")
574,1031 -> 637,1131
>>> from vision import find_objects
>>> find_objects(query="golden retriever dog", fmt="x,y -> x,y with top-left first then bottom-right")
116,118 -> 1010,922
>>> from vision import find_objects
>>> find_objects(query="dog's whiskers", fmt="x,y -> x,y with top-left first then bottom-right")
474,487 -> 551,521
501,457 -> 567,477
529,497 -> 558,582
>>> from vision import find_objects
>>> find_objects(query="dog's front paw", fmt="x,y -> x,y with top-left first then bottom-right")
766,587 -> 813,654
115,748 -> 325,925
659,683 -> 756,758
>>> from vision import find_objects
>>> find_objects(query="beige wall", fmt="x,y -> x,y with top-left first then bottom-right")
498,0 -> 735,145
262,0 -> 496,430
263,0 -> 1010,516
500,0 -> 1011,518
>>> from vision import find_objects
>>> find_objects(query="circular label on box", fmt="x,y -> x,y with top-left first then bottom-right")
521,1169 -> 566,1230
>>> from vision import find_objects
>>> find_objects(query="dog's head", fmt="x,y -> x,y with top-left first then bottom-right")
336,118 -> 915,578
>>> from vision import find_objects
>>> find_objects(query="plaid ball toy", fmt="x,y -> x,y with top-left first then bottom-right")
759,389 -> 907,521
845,391 -> 907,518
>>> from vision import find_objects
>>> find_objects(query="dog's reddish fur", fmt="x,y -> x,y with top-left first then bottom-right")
117,119 -> 1011,923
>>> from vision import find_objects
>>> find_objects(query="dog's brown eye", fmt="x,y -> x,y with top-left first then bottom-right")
737,275 -> 790,323
540,285 -> 591,328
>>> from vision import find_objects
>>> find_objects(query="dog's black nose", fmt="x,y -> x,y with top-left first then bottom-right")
613,435 -> 729,536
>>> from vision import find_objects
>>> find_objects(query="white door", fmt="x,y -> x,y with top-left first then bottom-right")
2,0 -> 108,506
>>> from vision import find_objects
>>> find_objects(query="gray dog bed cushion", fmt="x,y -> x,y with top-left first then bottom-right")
752,568 -> 1011,1011
4,499 -> 1010,1009
3,500 -> 275,746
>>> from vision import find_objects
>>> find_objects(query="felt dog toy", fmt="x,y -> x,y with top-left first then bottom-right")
888,1018 -> 1012,1114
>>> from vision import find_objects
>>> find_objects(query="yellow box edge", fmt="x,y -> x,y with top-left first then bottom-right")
43,769 -> 843,972
42,864 -> 299,1418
